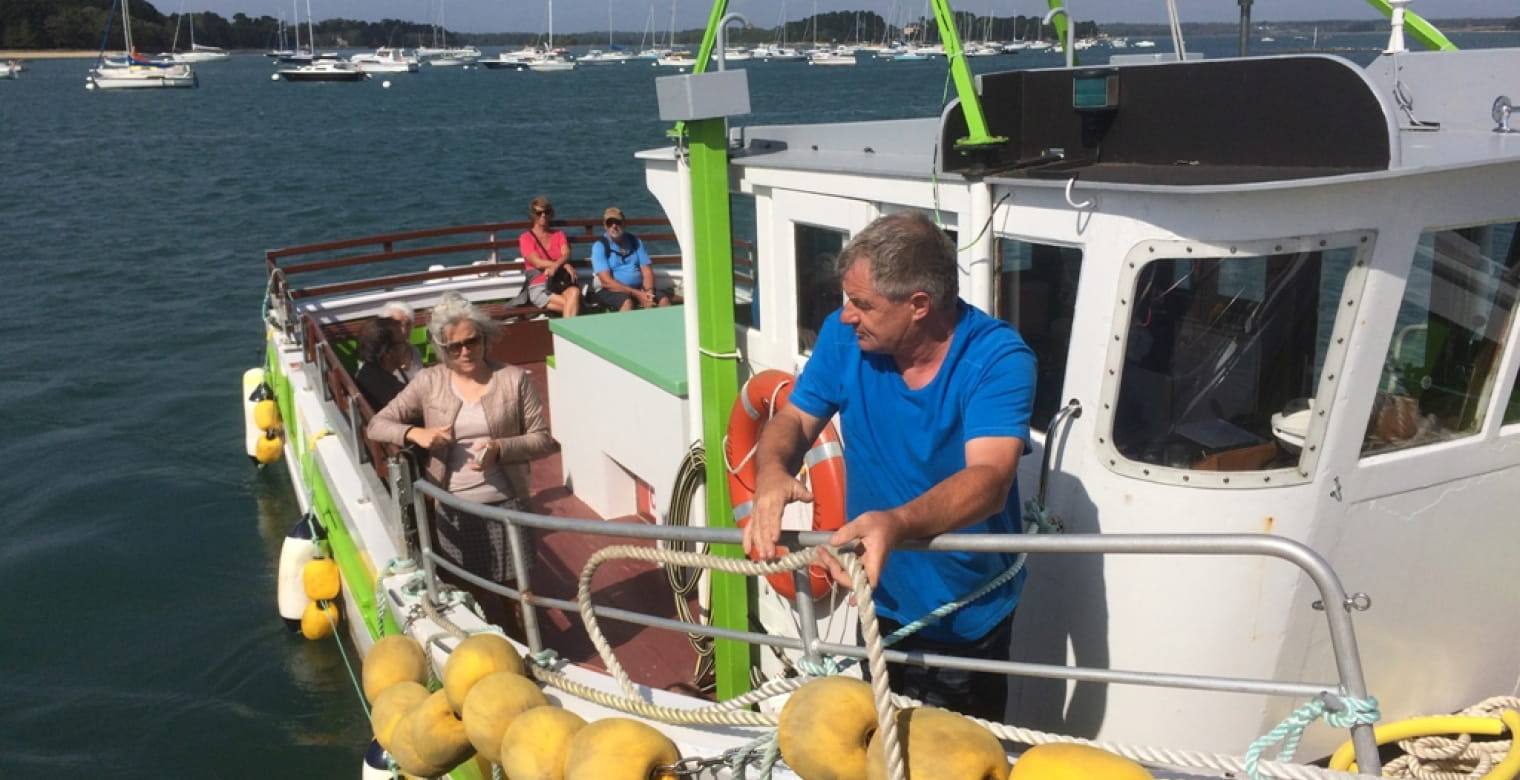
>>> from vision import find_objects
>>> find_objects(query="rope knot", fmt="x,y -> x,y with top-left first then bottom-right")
530,648 -> 561,669
1324,695 -> 1380,729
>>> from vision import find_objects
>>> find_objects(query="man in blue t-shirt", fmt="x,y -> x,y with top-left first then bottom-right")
590,206 -> 672,312
743,211 -> 1036,721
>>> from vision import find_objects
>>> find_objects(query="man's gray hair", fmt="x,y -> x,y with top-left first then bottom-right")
835,212 -> 959,314
427,292 -> 499,353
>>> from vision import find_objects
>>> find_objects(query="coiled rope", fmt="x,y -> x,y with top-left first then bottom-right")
1381,697 -> 1520,780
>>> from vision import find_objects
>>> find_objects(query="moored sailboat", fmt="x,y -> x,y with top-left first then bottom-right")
87,0 -> 197,90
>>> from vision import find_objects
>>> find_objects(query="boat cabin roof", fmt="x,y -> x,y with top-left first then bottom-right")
719,49 -> 1520,193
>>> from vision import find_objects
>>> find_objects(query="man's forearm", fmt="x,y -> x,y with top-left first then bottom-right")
890,464 -> 1015,539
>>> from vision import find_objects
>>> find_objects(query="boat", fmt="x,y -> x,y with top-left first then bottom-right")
277,53 -> 368,82
1,60 -> 18,80
86,0 -> 197,90
807,48 -> 856,67
251,1 -> 1520,778
527,0 -> 577,72
351,47 -> 420,73
158,12 -> 231,63
579,0 -> 635,65
428,46 -> 483,67
654,50 -> 696,68
478,50 -> 534,70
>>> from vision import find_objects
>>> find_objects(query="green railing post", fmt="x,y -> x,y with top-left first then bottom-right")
685,114 -> 749,702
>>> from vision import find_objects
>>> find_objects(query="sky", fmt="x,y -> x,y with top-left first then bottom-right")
190,1 -> 1518,34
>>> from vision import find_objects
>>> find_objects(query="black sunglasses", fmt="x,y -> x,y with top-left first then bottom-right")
441,334 -> 483,356
533,209 -> 554,217
605,218 -> 624,227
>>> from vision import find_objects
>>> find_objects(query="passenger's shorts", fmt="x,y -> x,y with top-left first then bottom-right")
525,281 -> 551,307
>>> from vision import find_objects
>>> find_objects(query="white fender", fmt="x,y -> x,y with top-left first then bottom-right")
277,517 -> 319,631
242,367 -> 267,462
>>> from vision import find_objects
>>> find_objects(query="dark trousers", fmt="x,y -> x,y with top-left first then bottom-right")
866,609 -> 1016,722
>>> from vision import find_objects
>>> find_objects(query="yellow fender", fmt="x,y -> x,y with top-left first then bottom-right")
1330,710 -> 1520,780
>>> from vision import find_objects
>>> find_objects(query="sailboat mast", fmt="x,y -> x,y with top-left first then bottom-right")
305,0 -> 315,52
122,0 -> 134,51
549,0 -> 554,49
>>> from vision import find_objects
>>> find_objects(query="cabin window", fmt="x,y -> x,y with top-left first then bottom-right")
795,224 -> 846,353
1112,244 -> 1359,473
996,239 -> 1083,432
732,194 -> 759,329
1365,222 -> 1520,453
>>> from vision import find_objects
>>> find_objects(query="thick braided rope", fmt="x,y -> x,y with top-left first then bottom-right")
840,548 -> 908,780
1384,696 -> 1520,780
526,661 -> 774,726
578,543 -> 822,697
558,542 -> 1382,780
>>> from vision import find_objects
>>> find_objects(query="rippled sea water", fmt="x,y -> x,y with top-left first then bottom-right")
2,31 -> 1517,777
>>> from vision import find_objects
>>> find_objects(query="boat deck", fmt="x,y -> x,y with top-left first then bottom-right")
479,361 -> 709,697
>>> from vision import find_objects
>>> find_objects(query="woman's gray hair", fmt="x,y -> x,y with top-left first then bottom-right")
427,292 -> 499,355
835,212 -> 959,314
380,300 -> 414,322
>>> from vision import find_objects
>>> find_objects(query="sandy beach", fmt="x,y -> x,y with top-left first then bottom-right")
2,50 -> 100,60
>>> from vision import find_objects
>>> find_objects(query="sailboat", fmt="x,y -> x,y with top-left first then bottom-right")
419,0 -> 481,66
528,0 -> 576,71
580,0 -> 634,65
158,10 -> 230,64
86,0 -> 197,90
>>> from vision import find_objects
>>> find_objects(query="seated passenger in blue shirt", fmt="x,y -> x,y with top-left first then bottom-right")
590,207 -> 671,312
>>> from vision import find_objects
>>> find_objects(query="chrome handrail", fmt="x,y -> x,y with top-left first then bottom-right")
402,471 -> 1381,772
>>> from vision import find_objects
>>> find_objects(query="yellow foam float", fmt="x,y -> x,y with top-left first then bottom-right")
442,633 -> 524,715
302,558 -> 340,601
255,429 -> 284,464
300,601 -> 338,640
866,707 -> 1010,780
1008,743 -> 1154,780
393,689 -> 474,777
500,705 -> 588,780
564,717 -> 681,780
461,671 -> 548,764
778,676 -> 877,780
362,634 -> 430,704
371,681 -> 430,752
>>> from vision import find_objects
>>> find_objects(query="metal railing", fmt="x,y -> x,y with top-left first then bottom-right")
396,460 -> 1383,773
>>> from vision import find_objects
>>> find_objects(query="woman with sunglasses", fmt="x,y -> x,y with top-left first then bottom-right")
367,292 -> 556,635
516,196 -> 582,317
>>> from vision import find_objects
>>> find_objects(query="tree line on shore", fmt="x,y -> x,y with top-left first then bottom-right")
0,1 -> 1100,52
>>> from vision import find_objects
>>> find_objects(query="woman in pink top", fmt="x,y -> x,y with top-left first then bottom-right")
516,196 -> 582,317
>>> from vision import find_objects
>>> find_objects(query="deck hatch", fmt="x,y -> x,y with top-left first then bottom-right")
942,56 -> 1392,185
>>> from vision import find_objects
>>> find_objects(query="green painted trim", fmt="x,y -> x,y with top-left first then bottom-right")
545,354 -> 555,370
1362,0 -> 1458,51
931,0 -> 1007,149
549,308 -> 689,395
266,338 -> 389,642
687,115 -> 751,702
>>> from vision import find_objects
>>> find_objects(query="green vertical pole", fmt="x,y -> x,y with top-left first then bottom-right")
685,114 -> 748,701
929,0 -> 1006,149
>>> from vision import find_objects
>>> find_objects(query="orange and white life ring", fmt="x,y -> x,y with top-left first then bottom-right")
724,369 -> 847,600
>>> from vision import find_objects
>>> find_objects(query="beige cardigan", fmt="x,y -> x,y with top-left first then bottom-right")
367,361 -> 556,502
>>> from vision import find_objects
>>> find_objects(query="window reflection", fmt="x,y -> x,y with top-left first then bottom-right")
1114,247 -> 1356,472
997,239 -> 1083,431
1366,222 -> 1520,454
795,224 -> 846,353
